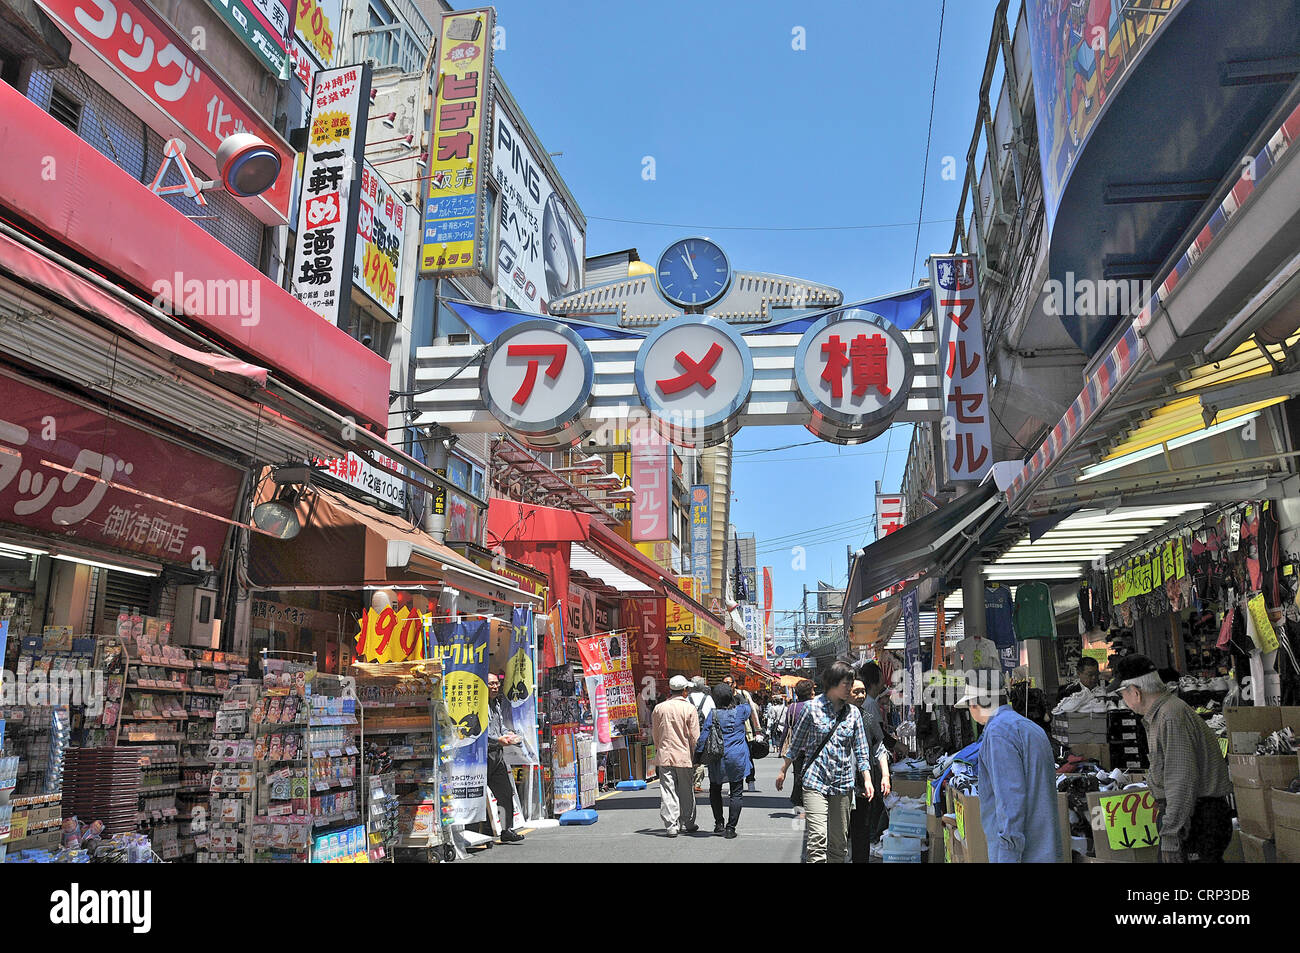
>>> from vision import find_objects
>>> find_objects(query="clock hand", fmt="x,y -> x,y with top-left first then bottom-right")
680,251 -> 698,280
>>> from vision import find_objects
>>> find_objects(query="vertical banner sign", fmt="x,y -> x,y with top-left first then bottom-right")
763,567 -> 774,635
420,7 -> 495,274
503,606 -> 540,766
876,494 -> 905,537
631,425 -> 671,542
293,0 -> 341,70
432,618 -> 489,823
930,255 -> 993,483
292,64 -> 372,330
624,597 -> 667,704
205,0 -> 294,79
575,636 -> 613,745
354,161 -> 405,319
902,589 -> 920,709
546,602 -> 567,668
690,484 -> 711,594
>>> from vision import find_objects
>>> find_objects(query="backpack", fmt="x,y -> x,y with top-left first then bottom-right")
696,710 -> 725,766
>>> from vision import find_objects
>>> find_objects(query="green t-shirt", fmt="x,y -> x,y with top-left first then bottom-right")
1013,582 -> 1056,640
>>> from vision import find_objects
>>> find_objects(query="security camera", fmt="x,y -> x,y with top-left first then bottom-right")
360,333 -> 374,348
215,132 -> 282,198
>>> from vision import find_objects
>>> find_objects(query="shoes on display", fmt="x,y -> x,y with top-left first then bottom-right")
1210,677 -> 1229,693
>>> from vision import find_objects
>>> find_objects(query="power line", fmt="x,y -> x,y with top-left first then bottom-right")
588,215 -> 952,233
910,0 -> 947,286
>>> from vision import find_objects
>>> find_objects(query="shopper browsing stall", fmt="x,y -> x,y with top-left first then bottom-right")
1108,655 -> 1233,863
956,682 -> 1060,863
849,665 -> 893,863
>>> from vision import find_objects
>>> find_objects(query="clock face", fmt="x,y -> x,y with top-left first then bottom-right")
656,238 -> 731,309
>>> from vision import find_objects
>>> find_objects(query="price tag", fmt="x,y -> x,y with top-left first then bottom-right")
955,798 -> 966,841
1098,788 -> 1160,850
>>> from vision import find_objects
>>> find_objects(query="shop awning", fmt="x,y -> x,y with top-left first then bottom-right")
569,544 -> 656,594
778,674 -> 804,689
844,482 -> 1004,620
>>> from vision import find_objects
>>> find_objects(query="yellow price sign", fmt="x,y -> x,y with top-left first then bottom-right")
955,797 -> 966,841
355,606 -> 426,664
8,812 -> 28,842
362,242 -> 397,308
1099,789 -> 1160,850
295,0 -> 337,65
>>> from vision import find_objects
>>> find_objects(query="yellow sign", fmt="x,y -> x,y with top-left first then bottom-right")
1099,789 -> 1160,850
8,812 -> 28,842
635,540 -> 673,573
1082,647 -> 1108,666
666,577 -> 696,635
419,7 -> 495,274
1247,593 -> 1279,654
361,242 -> 397,310
955,797 -> 966,841
354,606 -> 426,664
295,0 -> 338,66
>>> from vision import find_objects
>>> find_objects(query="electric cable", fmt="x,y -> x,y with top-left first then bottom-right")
587,215 -> 952,233
910,0 -> 947,286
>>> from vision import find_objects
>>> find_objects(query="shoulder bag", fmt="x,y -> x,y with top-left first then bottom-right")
697,709 -> 725,766
790,704 -> 848,808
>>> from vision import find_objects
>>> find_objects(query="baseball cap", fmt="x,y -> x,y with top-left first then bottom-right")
668,675 -> 691,691
1104,653 -> 1157,696
953,682 -> 1001,709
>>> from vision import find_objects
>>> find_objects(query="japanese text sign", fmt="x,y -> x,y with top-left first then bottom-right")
38,0 -> 293,223
630,423 -> 671,543
354,160 -> 406,319
204,0 -> 293,79
1098,788 -> 1160,850
690,484 -> 711,594
877,494 -> 905,537
624,597 -> 666,704
292,0 -> 340,70
666,577 -> 696,635
291,64 -> 371,328
353,605 -> 425,664
0,373 -> 241,568
930,255 -> 993,482
431,618 -> 489,824
420,6 -> 495,274
479,321 -> 594,449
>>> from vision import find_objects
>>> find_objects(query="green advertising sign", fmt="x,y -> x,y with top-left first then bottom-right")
206,0 -> 293,79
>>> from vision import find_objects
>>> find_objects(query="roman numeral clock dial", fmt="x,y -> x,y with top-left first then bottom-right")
655,237 -> 732,312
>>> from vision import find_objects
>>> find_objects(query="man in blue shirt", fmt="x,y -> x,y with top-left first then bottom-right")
956,682 -> 1059,863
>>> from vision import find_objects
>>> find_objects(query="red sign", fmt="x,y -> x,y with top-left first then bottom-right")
763,567 -> 773,633
624,597 -> 667,704
38,0 -> 293,223
630,424 -> 670,542
0,374 -> 242,567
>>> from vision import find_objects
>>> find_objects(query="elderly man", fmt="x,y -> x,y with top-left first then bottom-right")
956,681 -> 1060,863
688,676 -> 715,792
1108,654 -> 1233,863
652,675 -> 702,837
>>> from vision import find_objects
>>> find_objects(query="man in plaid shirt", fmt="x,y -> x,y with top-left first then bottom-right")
776,660 -> 873,863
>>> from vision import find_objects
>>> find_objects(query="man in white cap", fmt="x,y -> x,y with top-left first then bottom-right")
652,675 -> 702,837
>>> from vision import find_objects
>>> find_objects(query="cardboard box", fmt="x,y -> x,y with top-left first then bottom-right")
1270,787 -> 1300,832
953,791 -> 1070,862
1068,742 -> 1111,769
1222,829 -> 1244,864
891,778 -> 929,801
1240,830 -> 1276,864
1224,706 -> 1300,754
1086,790 -> 1159,863
1067,730 -> 1109,744
1276,825 -> 1300,863
927,813 -> 945,864
1229,756 -> 1300,838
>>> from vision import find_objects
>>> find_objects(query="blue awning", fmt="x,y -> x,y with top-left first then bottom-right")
443,299 -> 646,342
746,285 -> 932,335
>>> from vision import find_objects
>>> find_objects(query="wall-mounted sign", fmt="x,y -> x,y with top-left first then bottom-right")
312,451 -> 406,511
353,161 -> 406,320
479,321 -> 594,449
794,310 -> 915,445
291,64 -> 372,329
630,424 -> 670,543
634,315 -> 754,448
930,255 -> 993,482
492,109 -> 585,314
420,6 -> 495,274
690,484 -> 711,594
876,494 -> 905,537
205,0 -> 293,79
293,0 -> 341,70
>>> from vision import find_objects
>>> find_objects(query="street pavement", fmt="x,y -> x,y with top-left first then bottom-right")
469,752 -> 806,863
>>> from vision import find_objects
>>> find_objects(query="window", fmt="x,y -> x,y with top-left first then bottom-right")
48,86 -> 82,133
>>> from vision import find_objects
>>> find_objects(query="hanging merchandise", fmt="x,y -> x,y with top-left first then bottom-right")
431,619 -> 490,824
984,584 -> 1018,673
1246,593 -> 1279,655
1014,582 -> 1057,641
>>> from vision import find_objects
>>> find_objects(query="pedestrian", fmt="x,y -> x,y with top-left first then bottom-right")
848,666 -> 892,862
699,682 -> 754,838
486,672 -> 525,844
687,676 -> 715,793
1108,654 -> 1233,862
776,660 -> 872,863
722,674 -> 764,790
955,681 -> 1060,863
765,694 -> 788,753
783,678 -> 815,757
651,675 -> 702,838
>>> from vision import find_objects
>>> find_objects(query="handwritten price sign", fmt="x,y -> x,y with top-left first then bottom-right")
362,243 -> 397,308
1099,788 -> 1160,850
355,606 -> 426,663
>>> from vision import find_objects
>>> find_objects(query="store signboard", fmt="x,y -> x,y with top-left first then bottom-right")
479,322 -> 595,451
354,606 -> 425,664
293,0 -> 341,69
763,567 -> 773,633
353,161 -> 406,320
929,255 -> 993,483
624,596 -> 666,703
635,317 -> 754,447
312,450 -> 406,510
291,64 -> 372,328
204,0 -> 294,79
690,484 -> 711,594
567,582 -> 595,642
630,424 -> 671,542
420,6 -> 495,274
36,0 -> 294,223
491,109 -> 585,314
429,617 -> 489,823
742,605 -> 762,656
666,576 -> 697,636
0,373 -> 241,568
634,540 -> 673,573
876,494 -> 905,537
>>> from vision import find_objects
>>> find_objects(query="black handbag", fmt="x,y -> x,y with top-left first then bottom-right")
698,711 -> 725,766
791,705 -> 848,808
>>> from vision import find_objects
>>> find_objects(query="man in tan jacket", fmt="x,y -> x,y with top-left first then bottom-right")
652,675 -> 702,837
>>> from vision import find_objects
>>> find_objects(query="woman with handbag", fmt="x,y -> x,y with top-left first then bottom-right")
775,661 -> 873,863
697,683 -> 754,839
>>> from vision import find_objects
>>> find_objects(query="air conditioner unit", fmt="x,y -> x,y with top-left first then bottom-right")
174,585 -> 219,648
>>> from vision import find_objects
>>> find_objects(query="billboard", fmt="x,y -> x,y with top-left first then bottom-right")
420,7 -> 495,275
929,255 -> 993,483
690,484 -> 711,594
205,0 -> 294,79
491,109 -> 585,314
353,162 -> 406,320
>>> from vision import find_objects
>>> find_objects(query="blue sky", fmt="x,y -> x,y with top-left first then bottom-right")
484,0 -> 1006,634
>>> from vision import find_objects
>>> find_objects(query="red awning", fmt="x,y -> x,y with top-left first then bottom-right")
0,229 -> 268,387
0,80 -> 388,428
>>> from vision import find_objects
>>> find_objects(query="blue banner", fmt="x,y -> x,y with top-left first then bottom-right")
504,606 -> 540,766
432,618 -> 489,824
691,484 -> 711,594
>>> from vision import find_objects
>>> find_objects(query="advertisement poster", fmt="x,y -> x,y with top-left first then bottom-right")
575,632 -> 636,722
491,110 -> 585,313
630,425 -> 670,542
690,484 -> 711,594
624,597 -> 667,703
567,583 -> 595,643
291,64 -> 371,329
544,602 -> 567,668
503,606 -> 539,766
420,6 -> 495,274
431,618 -> 489,824
293,0 -> 342,70
353,161 -> 405,319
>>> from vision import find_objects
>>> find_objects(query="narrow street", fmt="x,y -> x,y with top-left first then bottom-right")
472,756 -> 804,863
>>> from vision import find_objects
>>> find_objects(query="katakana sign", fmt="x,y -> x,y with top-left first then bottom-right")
479,321 -> 594,449
634,315 -> 754,447
794,309 -> 915,445
930,255 -> 993,482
